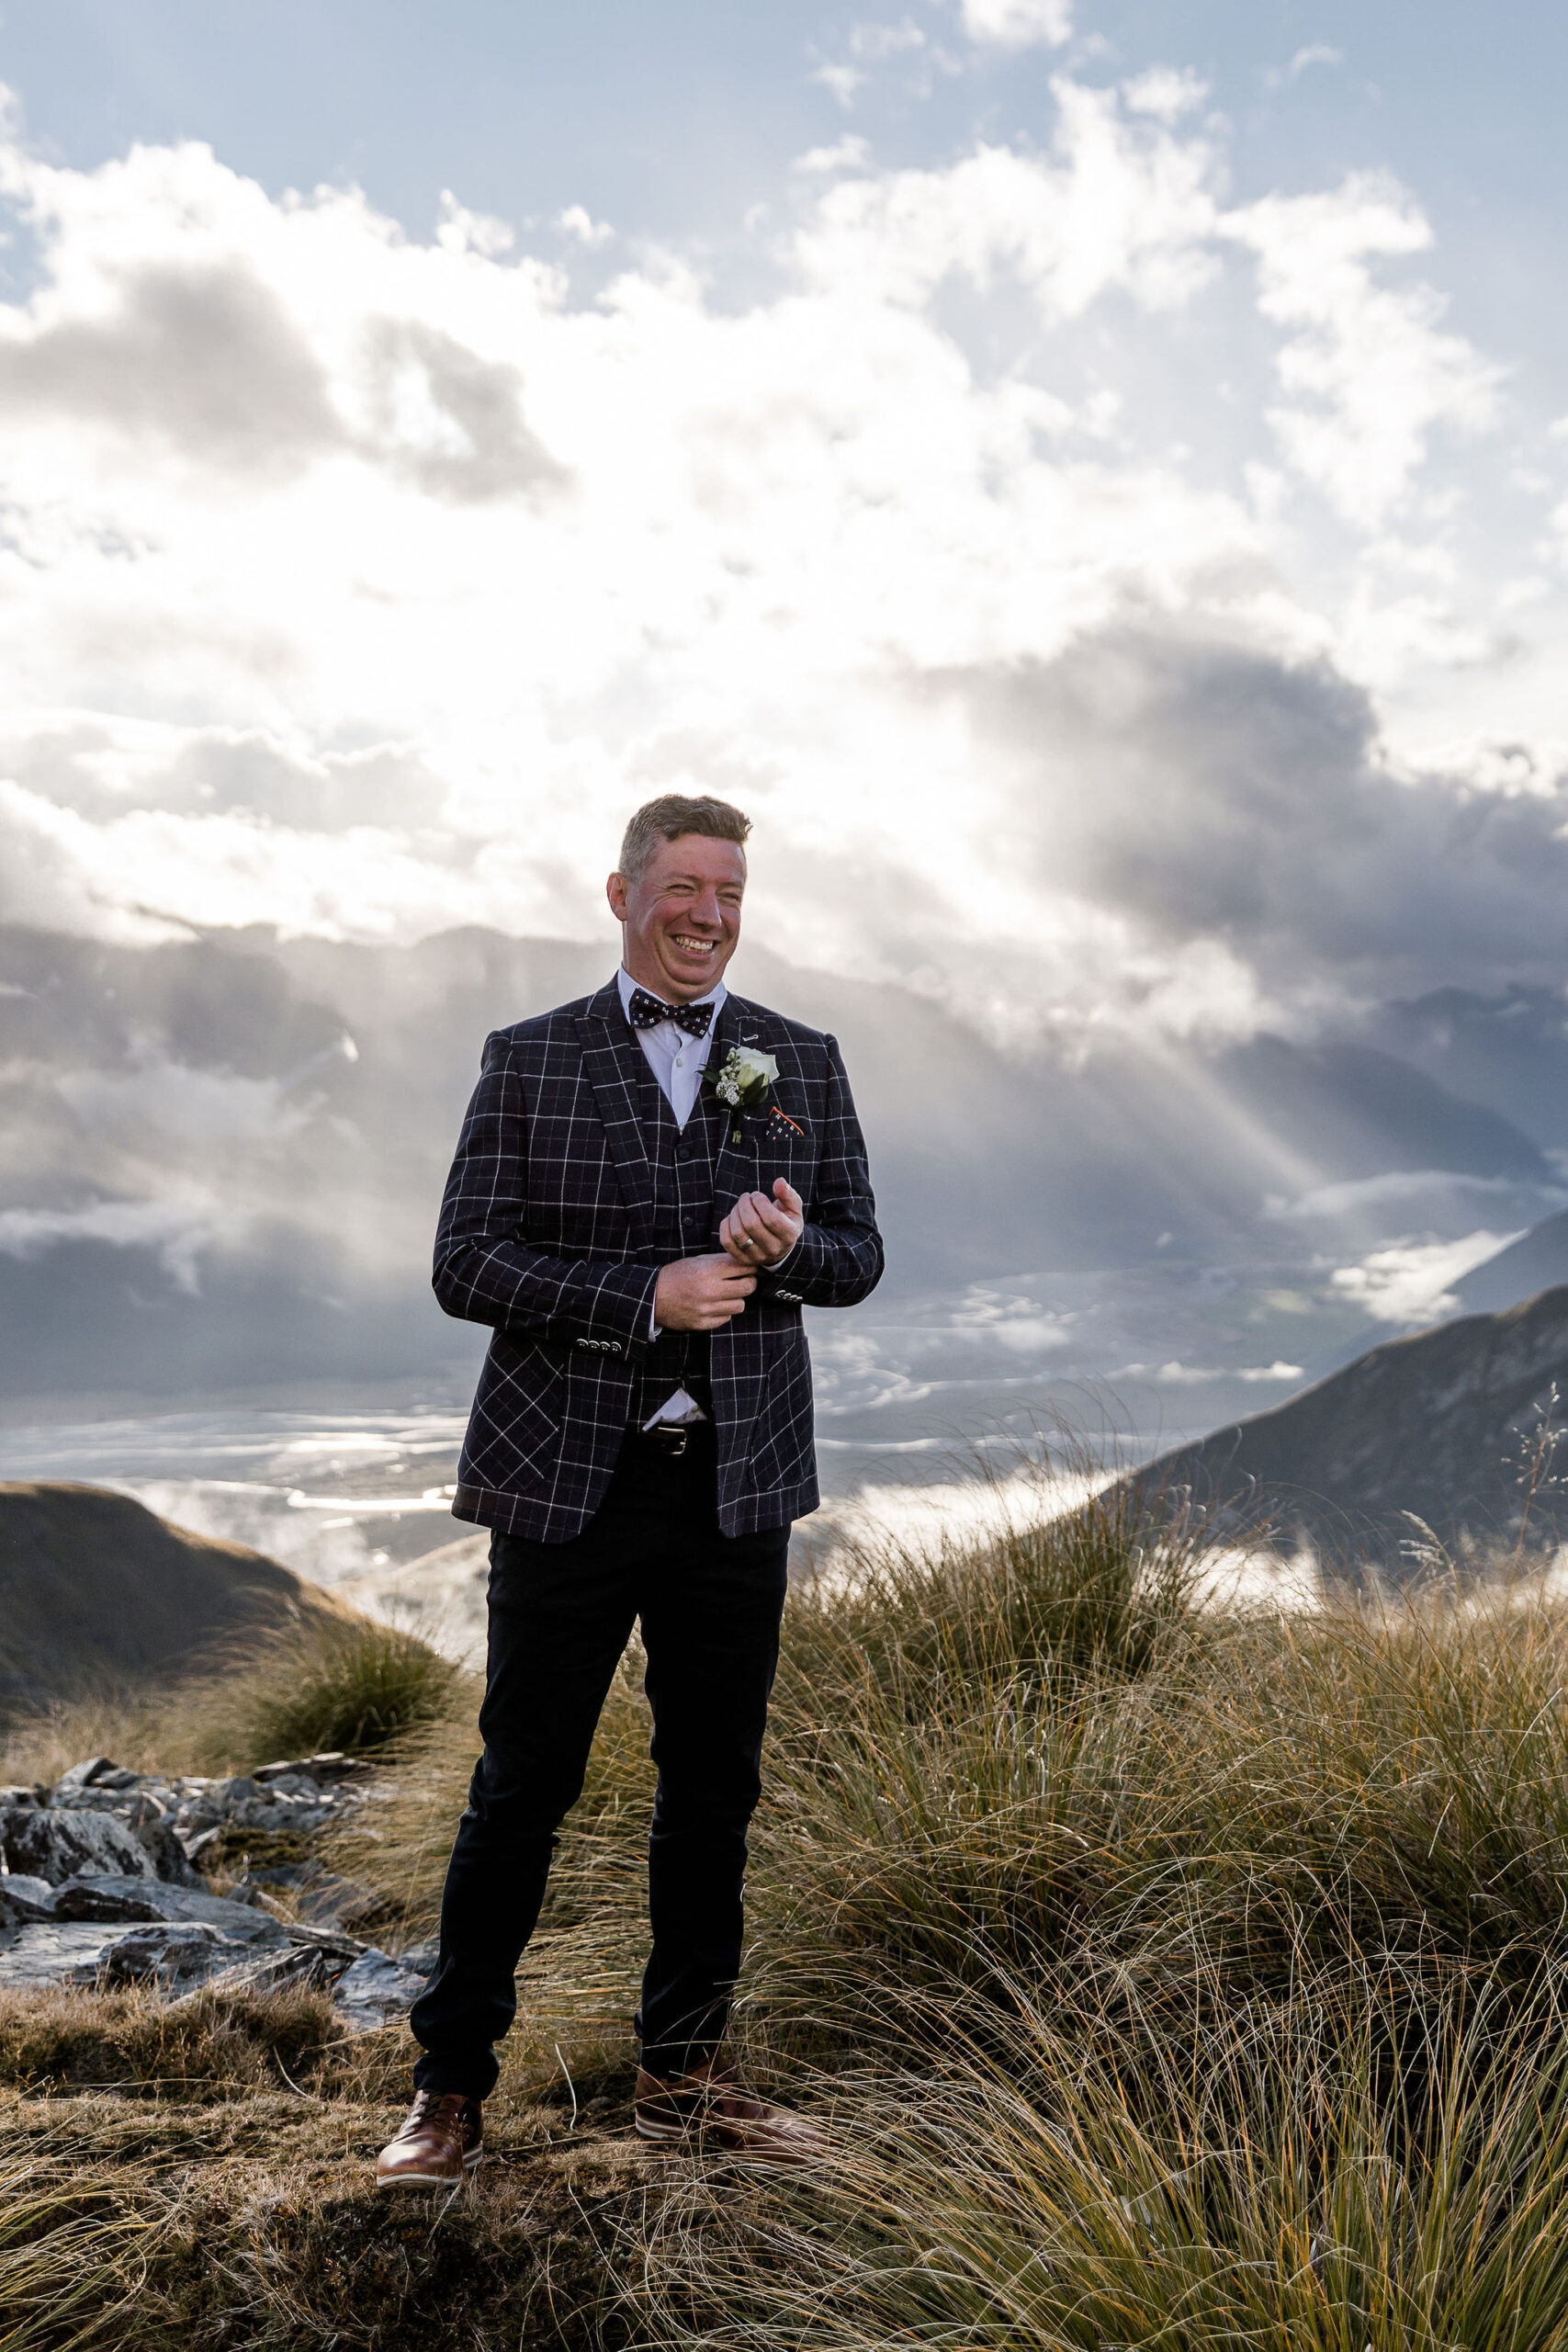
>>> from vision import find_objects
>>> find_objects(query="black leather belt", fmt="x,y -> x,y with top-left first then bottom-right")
640,1423 -> 693,1455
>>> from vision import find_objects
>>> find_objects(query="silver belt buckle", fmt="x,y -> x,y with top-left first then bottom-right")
647,1424 -> 689,1456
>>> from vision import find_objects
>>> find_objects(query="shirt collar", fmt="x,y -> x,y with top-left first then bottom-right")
616,965 -> 728,1023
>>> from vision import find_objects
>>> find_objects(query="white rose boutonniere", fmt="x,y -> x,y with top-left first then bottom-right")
706,1046 -> 779,1142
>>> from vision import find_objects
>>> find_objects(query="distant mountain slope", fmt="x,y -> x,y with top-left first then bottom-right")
1369,987 -> 1568,1151
1131,1287 -> 1568,1566
1456,1211 -> 1568,1315
0,1483 -> 360,1710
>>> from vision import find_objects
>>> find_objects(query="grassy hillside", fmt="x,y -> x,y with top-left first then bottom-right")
0,1482 -> 365,1711
7,1483 -> 1568,2347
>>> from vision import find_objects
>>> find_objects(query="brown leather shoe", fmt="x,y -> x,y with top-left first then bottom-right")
375,2091 -> 484,2188
635,2058 -> 827,2167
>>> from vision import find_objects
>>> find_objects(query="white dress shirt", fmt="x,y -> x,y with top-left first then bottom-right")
616,964 -> 726,1129
617,965 -> 727,1381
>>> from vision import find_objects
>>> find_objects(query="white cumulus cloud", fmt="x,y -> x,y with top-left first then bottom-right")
960,0 -> 1073,50
0,69 -> 1551,1055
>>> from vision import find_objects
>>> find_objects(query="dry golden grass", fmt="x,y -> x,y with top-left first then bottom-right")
14,1479 -> 1568,2347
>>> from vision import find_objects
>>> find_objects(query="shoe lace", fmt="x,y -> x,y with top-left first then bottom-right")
407,2091 -> 471,2144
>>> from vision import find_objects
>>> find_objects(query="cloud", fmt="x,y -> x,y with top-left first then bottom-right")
959,0 -> 1073,50
1329,1229 -> 1519,1324
813,62 -> 866,109
359,319 -> 571,503
1224,173 -> 1503,521
555,205 -> 612,247
796,81 -> 1222,314
0,1191 -> 243,1292
1269,44 -> 1345,89
0,260 -> 341,480
1122,66 -> 1209,122
0,74 -> 1543,1062
793,136 -> 873,176
812,17 -> 930,107
943,623 -> 1568,1022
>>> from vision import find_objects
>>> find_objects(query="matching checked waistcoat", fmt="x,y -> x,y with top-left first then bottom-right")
629,1061 -> 719,1431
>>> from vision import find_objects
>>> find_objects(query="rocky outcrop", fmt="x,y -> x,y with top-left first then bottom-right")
0,1749 -> 431,2031
1131,1283 -> 1568,1568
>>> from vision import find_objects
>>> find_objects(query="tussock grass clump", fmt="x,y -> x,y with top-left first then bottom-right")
638,1960 -> 1568,2352
0,2143 -> 155,2352
220,1620 -> 459,1770
0,1982 -> 348,2101
782,1464 -> 1207,1713
0,1618 -> 458,1785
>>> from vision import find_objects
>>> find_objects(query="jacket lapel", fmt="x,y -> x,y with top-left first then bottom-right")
577,978 -> 658,1250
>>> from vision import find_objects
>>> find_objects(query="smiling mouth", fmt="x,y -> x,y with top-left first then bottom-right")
671,934 -> 716,954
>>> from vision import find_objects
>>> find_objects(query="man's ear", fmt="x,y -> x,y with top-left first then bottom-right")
606,872 -> 628,921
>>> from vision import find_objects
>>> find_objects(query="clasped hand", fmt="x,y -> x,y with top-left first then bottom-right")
652,1181 -> 805,1331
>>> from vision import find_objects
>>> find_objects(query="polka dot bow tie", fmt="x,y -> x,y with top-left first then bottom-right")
626,986 -> 715,1040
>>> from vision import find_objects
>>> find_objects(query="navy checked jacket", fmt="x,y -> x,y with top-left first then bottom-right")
435,976 -> 885,1540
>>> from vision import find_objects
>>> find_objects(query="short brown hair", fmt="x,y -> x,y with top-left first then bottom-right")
617,794 -> 751,881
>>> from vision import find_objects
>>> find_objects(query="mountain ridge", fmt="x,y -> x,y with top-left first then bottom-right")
1130,1284 -> 1568,1566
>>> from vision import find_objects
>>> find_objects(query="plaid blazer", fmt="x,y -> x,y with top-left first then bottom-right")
435,976 -> 884,1540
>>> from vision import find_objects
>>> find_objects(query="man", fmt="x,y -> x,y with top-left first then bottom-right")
376,793 -> 883,2187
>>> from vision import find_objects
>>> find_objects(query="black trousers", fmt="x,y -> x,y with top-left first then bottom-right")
410,1424 -> 792,2099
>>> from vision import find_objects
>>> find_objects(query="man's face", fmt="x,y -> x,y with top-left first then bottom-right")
607,831 -> 747,1001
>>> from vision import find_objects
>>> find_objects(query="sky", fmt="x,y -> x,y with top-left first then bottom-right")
0,0 -> 1564,1067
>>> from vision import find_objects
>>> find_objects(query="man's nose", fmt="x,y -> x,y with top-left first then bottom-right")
690,886 -> 724,929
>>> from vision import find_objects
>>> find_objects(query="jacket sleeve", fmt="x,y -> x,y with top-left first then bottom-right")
757,1034 -> 884,1310
432,1032 -> 659,1347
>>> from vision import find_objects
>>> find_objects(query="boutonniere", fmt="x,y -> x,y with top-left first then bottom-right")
706,1045 -> 779,1143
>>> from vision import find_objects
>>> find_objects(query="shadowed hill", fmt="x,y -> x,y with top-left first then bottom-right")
0,1482 -> 360,1710
1130,1285 -> 1568,1566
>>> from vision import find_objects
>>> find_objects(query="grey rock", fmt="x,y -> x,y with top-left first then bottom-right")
130,1815 -> 197,1885
0,1921 -> 131,1988
0,1875 -> 57,1921
274,1919 -> 367,1962
247,1770 -> 321,1798
55,1875 -> 290,1948
396,1938 -> 440,1977
52,1880 -> 163,1924
3,1806 -> 157,1885
0,1785 -> 41,1809
206,1776 -> 260,1812
94,1921 -> 228,1987
210,1941 -> 342,1996
231,1792 -> 334,1836
52,1784 -> 165,1820
332,1946 -> 428,2033
255,1752 -> 365,1786
53,1757 -> 121,1795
